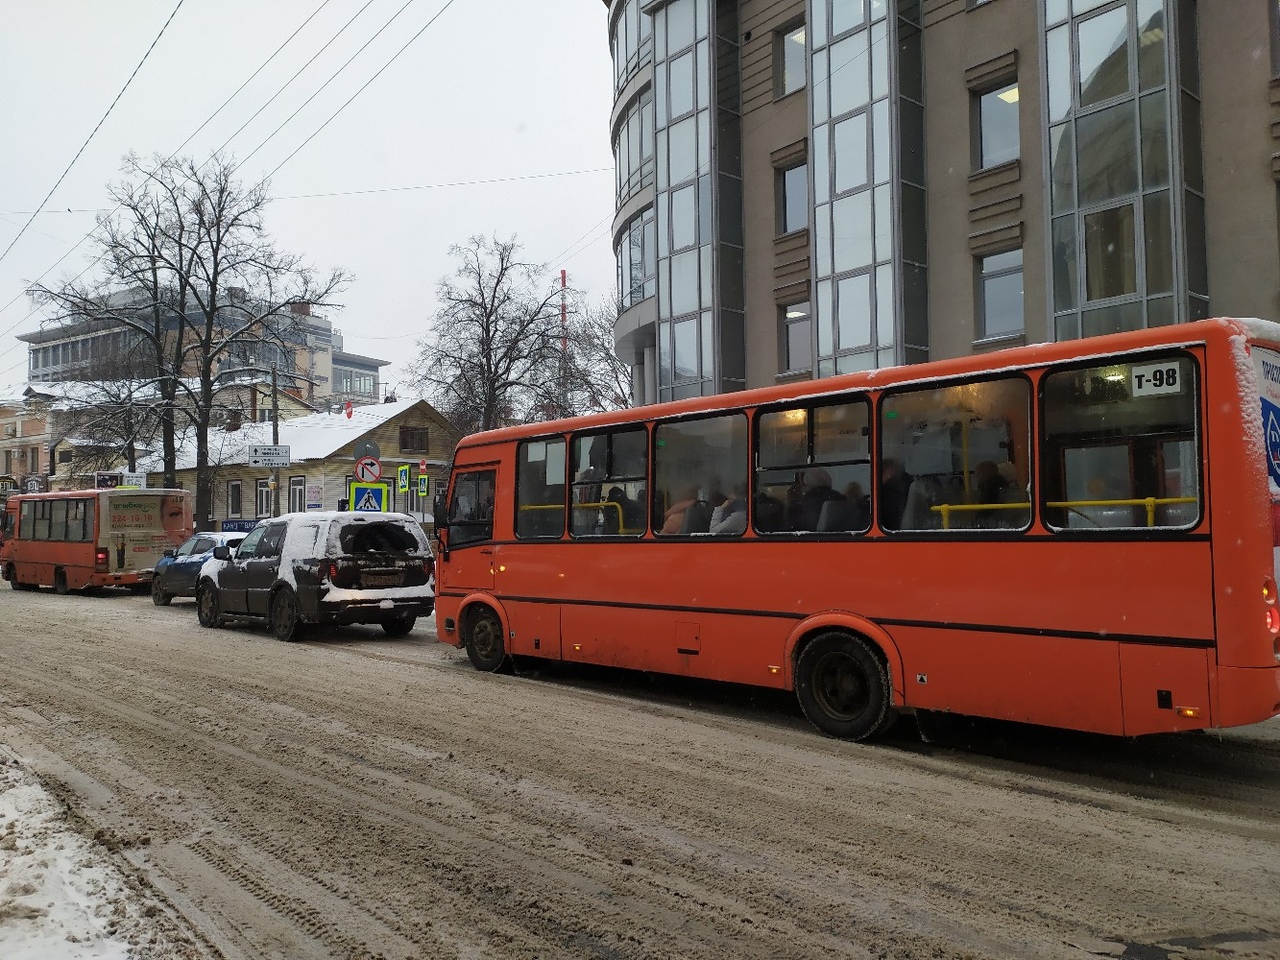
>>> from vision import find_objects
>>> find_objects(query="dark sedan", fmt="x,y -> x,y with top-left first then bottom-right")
152,532 -> 247,605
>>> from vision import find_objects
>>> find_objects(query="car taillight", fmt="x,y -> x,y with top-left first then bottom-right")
424,556 -> 435,581
325,561 -> 339,583
94,547 -> 109,572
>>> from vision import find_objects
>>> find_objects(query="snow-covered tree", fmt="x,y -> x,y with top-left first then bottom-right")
30,153 -> 349,528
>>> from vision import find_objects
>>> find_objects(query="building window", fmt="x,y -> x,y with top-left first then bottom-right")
29,446 -> 39,473
977,82 -> 1019,169
777,23 -> 806,98
779,163 -> 808,234
978,250 -> 1024,339
781,301 -> 812,372
58,448 -> 72,464
228,480 -> 242,518
289,475 -> 305,514
616,206 -> 657,308
256,479 -> 271,517
400,427 -> 429,453
614,87 -> 655,202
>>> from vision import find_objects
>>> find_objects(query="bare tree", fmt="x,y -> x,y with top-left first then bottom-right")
407,237 -> 567,435
562,296 -> 633,414
31,153 -> 349,528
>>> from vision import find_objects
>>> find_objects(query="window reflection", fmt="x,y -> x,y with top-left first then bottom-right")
1078,6 -> 1130,107
1084,205 -> 1137,300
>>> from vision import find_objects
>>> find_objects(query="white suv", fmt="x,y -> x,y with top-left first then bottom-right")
195,511 -> 435,641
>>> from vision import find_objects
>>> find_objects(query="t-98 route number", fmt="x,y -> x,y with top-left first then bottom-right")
1130,362 -> 1183,397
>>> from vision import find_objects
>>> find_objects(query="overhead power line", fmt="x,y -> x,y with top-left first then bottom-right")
0,0 -> 187,270
262,0 -> 460,181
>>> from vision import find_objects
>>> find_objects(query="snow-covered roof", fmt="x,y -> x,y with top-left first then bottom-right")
139,397 -> 433,472
0,381 -> 30,406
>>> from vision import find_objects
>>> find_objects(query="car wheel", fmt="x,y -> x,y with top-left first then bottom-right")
465,606 -> 509,672
196,581 -> 224,628
53,569 -> 69,596
151,574 -> 173,606
794,632 -> 896,742
270,587 -> 306,642
380,613 -> 416,637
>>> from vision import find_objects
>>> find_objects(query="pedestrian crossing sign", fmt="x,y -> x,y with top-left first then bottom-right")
418,474 -> 428,496
398,463 -> 410,492
350,482 -> 388,512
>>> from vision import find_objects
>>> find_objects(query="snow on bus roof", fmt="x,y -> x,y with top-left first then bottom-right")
460,317 -> 1280,448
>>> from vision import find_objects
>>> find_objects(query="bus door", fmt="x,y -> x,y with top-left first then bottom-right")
441,468 -> 497,592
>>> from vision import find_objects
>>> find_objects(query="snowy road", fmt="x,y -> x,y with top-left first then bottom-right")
1,587 -> 1277,959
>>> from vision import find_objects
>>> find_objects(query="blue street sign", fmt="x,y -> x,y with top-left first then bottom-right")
351,482 -> 388,512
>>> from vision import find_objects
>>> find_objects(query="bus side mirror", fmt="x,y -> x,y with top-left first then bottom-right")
212,545 -> 231,560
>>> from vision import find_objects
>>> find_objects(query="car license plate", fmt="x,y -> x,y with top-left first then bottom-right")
361,572 -> 402,588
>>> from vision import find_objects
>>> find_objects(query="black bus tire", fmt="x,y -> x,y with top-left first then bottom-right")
795,632 -> 896,741
465,606 -> 508,672
53,569 -> 69,595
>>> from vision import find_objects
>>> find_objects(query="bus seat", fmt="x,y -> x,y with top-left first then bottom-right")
754,493 -> 785,532
816,499 -> 861,532
680,500 -> 712,535
901,477 -> 941,530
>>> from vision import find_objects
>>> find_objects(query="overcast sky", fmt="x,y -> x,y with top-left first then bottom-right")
0,0 -> 617,396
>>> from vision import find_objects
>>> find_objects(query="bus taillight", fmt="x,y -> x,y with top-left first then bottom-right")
94,547 -> 109,572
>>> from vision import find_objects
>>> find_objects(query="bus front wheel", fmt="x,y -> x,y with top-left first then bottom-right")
795,632 -> 896,741
465,607 -> 508,672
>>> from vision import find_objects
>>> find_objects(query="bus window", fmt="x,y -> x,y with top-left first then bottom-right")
516,439 -> 566,539
653,414 -> 748,536
1041,354 -> 1200,530
881,376 -> 1032,532
448,470 -> 496,546
50,500 -> 68,541
756,399 -> 871,534
571,428 -> 647,537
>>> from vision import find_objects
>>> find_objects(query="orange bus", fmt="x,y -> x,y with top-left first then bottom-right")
1,488 -> 192,594
433,318 -> 1280,741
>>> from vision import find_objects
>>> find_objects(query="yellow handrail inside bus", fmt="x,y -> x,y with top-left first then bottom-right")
1044,496 -> 1197,528
929,500 -> 1030,529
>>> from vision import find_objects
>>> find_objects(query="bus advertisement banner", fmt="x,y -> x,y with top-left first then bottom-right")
1254,346 -> 1280,487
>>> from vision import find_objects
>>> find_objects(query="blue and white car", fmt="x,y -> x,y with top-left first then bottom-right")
152,532 -> 248,605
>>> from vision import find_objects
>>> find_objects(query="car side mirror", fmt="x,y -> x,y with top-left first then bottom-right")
163,548 -> 176,558
212,545 -> 231,560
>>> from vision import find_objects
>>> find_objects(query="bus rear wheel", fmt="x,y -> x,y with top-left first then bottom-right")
465,607 -> 508,672
53,569 -> 68,595
795,632 -> 896,742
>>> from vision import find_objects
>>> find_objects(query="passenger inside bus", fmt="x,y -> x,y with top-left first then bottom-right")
660,484 -> 701,535
709,484 -> 747,535
879,458 -> 910,529
793,467 -> 844,531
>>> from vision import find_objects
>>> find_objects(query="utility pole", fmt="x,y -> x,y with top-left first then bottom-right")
271,363 -> 281,517
559,269 -> 568,418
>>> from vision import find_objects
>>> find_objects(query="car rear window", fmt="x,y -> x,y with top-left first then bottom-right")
336,520 -> 425,555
